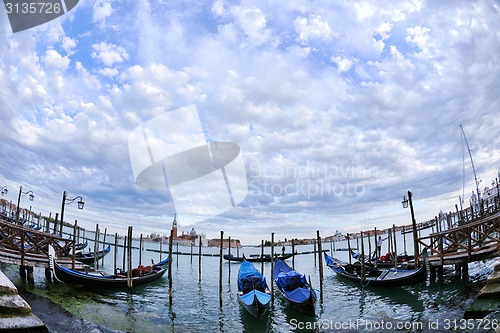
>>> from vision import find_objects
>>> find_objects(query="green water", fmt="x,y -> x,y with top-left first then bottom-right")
2,241 -> 497,333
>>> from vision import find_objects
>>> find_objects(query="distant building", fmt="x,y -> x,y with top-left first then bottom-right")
207,238 -> 241,248
165,215 -> 208,246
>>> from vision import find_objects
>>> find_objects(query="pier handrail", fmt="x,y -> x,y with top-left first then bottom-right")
417,211 -> 500,260
0,217 -> 74,259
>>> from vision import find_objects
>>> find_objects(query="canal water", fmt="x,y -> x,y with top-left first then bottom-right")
0,235 -> 496,332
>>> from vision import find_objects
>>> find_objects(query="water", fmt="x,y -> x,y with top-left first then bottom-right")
1,236 -> 496,333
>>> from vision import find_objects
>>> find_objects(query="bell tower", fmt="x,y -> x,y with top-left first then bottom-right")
172,214 -> 178,238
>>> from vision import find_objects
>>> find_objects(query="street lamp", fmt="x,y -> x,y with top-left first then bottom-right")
1,186 -> 7,196
402,191 -> 419,266
16,186 -> 34,222
60,190 -> 85,227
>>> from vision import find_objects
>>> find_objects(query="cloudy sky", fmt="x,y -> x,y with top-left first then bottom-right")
0,0 -> 499,244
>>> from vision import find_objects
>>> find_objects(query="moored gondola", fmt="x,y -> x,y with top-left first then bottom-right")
73,245 -> 111,264
324,252 -> 426,287
49,246 -> 167,288
237,260 -> 271,319
224,253 -> 294,263
273,259 -> 316,317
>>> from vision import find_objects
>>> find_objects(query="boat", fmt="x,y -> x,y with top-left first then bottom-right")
49,247 -> 167,288
273,259 -> 316,317
73,245 -> 111,264
351,249 -> 415,268
224,253 -> 294,263
237,260 -> 271,319
324,253 -> 426,287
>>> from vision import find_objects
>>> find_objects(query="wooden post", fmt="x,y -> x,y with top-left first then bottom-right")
347,234 -> 352,264
53,213 -> 58,234
127,226 -> 133,292
168,229 -> 173,305
313,239 -> 317,267
72,220 -> 77,270
59,211 -> 64,237
190,242 -> 193,264
94,224 -> 99,269
367,231 -> 372,264
261,239 -> 264,274
176,243 -> 179,268
45,212 -> 51,233
122,236 -> 127,271
160,239 -> 163,261
360,231 -> 365,288
20,227 -> 25,267
392,225 -> 397,269
408,191 -> 419,266
139,234 -> 143,266
374,227 -> 378,262
228,236 -> 231,284
316,230 -> 323,302
114,232 -> 118,275
292,239 -> 295,270
198,235 -> 202,283
102,228 -> 107,267
219,231 -> 223,308
270,233 -> 274,304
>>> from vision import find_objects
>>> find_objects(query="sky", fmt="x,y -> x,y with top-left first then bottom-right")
0,0 -> 499,245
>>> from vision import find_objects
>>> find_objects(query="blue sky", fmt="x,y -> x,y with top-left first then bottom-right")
0,0 -> 499,244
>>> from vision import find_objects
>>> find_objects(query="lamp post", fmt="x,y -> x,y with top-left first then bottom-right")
15,186 -> 34,222
1,186 -> 7,196
402,191 -> 419,266
60,191 -> 85,230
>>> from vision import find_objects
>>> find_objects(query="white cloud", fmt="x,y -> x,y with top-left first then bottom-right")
294,15 -> 335,42
91,41 -> 129,67
42,49 -> 70,72
93,0 -> 114,25
230,6 -> 272,45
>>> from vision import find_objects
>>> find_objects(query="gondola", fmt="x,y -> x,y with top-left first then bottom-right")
237,260 -> 271,319
324,252 -> 426,287
224,253 -> 294,263
351,249 -> 415,268
273,259 -> 316,317
49,247 -> 167,288
73,245 -> 111,264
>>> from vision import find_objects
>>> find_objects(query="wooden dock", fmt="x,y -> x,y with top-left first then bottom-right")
417,205 -> 500,279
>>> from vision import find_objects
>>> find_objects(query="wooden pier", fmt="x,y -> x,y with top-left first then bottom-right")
416,202 -> 500,280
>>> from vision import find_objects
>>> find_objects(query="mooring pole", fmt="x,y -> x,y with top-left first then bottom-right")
228,236 -> 231,284
122,236 -> 127,271
292,239 -> 295,270
317,230 -> 323,302
313,239 -> 317,267
94,224 -> 99,269
271,233 -> 275,305
72,220 -> 77,270
260,239 -> 264,275
160,239 -> 163,261
360,231 -> 365,288
219,231 -> 223,308
139,234 -> 143,266
198,235 -> 202,283
127,226 -> 133,292
168,228 -> 173,305
408,191 -> 419,266
347,234 -> 352,264
114,232 -> 118,275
